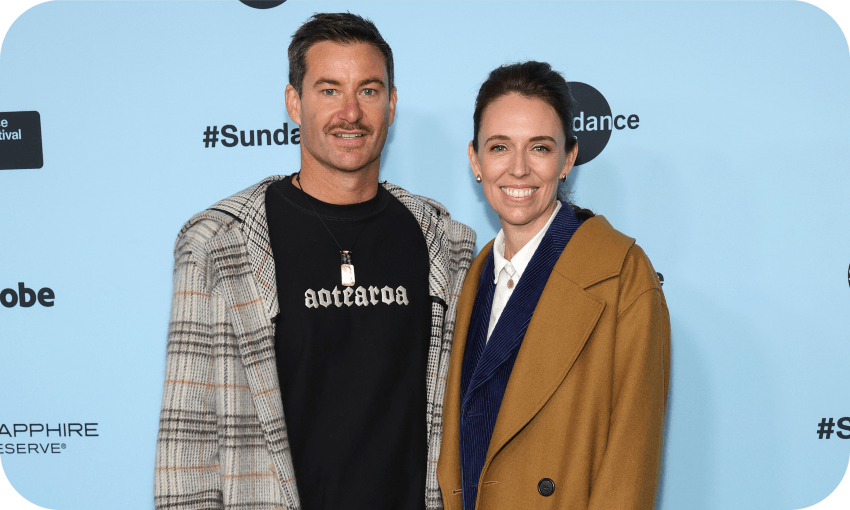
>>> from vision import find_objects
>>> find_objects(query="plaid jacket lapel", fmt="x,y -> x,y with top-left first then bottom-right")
382,183 -> 476,509
206,175 -> 298,508
208,175 -> 284,323
382,183 -> 452,301
207,227 -> 301,509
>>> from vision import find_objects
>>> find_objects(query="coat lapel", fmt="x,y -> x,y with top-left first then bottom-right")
382,183 -> 451,300
383,183 -> 474,510
209,177 -> 302,505
484,273 -> 604,468
209,175 -> 283,323
382,183 -> 451,440
483,218 -> 614,471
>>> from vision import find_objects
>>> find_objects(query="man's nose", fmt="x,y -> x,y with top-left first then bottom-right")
338,96 -> 363,124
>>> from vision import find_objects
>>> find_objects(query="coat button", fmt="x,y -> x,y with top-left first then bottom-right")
537,478 -> 555,497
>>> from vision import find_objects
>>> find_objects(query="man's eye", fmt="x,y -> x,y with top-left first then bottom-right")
322,89 -> 337,96
362,88 -> 376,96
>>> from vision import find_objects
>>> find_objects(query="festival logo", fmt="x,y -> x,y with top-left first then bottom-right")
568,83 -> 639,166
0,111 -> 43,171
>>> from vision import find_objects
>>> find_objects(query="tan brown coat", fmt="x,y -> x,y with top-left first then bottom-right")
437,216 -> 670,510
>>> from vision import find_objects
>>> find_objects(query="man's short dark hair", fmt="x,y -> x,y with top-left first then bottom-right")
288,13 -> 394,96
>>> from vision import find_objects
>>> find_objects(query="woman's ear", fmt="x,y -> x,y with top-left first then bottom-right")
561,140 -> 579,179
468,141 -> 481,181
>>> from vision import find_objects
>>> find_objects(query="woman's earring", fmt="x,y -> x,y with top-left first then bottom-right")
476,175 -> 482,183
560,174 -> 567,182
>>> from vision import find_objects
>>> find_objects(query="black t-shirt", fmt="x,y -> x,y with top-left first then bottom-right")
265,175 -> 430,510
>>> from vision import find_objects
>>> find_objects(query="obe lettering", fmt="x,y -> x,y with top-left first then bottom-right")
305,285 -> 409,309
1,283 -> 54,308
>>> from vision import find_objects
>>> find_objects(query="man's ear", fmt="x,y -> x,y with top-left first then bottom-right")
285,84 -> 302,125
468,141 -> 481,180
388,86 -> 397,127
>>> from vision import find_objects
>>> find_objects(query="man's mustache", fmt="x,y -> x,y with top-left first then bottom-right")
326,121 -> 373,134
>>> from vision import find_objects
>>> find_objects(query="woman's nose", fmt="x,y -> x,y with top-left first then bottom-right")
508,152 -> 531,178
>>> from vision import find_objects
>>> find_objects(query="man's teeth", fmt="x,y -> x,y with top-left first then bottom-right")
501,187 -> 537,198
336,134 -> 362,139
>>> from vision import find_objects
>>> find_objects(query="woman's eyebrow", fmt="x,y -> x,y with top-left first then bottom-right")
484,134 -> 510,144
529,135 -> 557,143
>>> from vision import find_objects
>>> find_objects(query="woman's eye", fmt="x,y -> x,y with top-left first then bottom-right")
532,145 -> 551,152
490,144 -> 507,152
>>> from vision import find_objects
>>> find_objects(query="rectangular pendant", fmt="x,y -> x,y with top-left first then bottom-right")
341,264 -> 355,286
340,251 -> 355,287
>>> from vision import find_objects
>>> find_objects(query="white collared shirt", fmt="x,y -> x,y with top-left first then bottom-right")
486,201 -> 562,343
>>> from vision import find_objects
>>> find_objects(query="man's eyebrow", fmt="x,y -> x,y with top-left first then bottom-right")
313,78 -> 341,88
358,78 -> 385,88
311,78 -> 386,89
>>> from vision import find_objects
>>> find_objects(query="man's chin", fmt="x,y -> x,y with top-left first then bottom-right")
326,155 -> 381,174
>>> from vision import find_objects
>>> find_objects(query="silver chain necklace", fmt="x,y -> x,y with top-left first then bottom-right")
295,172 -> 368,287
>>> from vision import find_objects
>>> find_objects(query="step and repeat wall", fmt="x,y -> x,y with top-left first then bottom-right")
1,1 -> 849,509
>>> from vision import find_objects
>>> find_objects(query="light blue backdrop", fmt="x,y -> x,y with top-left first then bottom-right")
1,1 -> 849,509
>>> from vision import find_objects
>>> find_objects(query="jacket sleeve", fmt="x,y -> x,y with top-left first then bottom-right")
154,235 -> 223,510
588,246 -> 670,510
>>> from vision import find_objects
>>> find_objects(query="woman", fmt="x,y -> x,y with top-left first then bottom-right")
437,61 -> 670,510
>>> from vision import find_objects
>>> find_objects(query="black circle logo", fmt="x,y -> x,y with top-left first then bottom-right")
569,82 -> 612,166
239,0 -> 286,9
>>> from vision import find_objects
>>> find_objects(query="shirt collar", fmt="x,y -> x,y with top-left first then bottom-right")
493,201 -> 562,283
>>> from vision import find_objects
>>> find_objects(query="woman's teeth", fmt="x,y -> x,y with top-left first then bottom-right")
501,187 -> 537,198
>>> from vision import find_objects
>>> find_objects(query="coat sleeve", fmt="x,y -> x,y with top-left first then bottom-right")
154,234 -> 223,510
588,246 -> 670,510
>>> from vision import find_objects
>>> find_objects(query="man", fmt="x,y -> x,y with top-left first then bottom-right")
153,13 -> 475,510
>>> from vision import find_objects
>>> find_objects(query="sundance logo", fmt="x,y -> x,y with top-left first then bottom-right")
1,283 -> 54,308
568,82 -> 639,166
203,123 -> 300,148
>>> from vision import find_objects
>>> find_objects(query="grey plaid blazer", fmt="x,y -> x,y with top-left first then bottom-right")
154,175 -> 476,510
